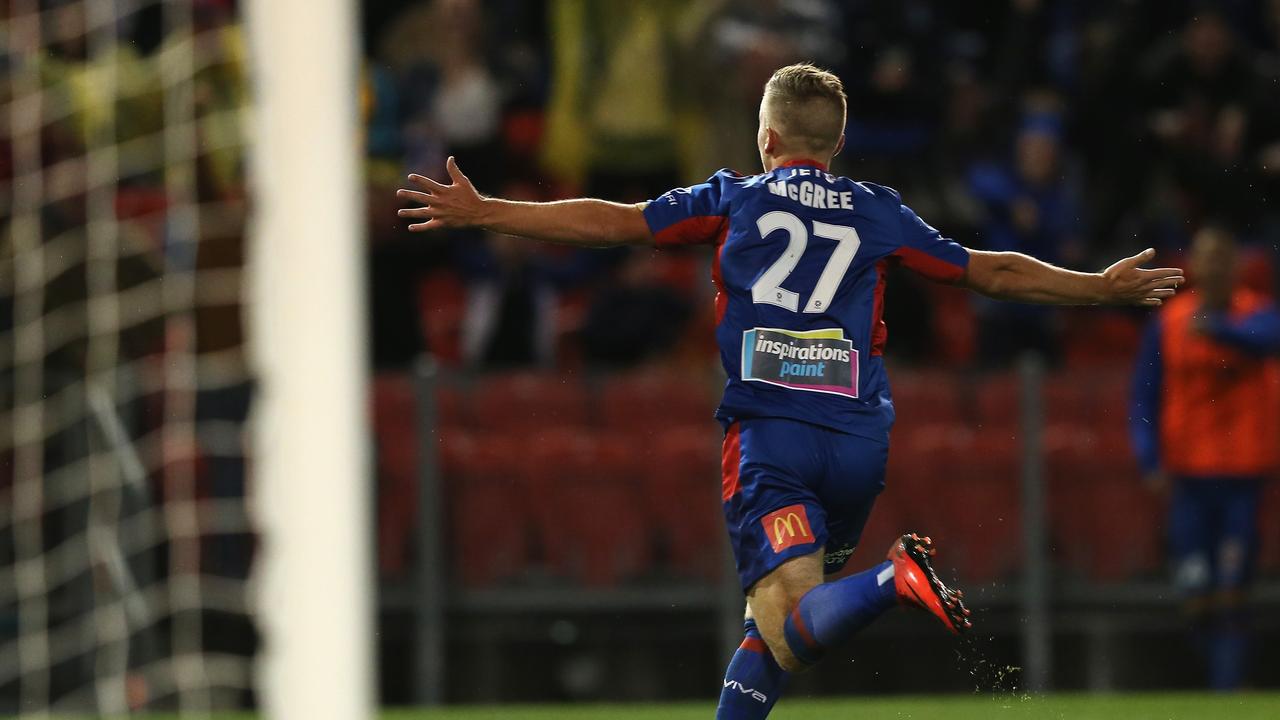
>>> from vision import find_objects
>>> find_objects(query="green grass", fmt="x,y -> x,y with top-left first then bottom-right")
383,693 -> 1280,720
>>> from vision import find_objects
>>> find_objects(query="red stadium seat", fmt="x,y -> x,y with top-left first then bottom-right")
1044,375 -> 1094,426
1091,370 -> 1132,431
517,427 -> 623,512
1044,369 -> 1130,428
855,489 -> 905,566
472,372 -> 591,431
642,427 -> 722,580
599,370 -> 718,431
887,424 -> 973,546
554,287 -> 593,368
534,479 -> 652,587
439,429 -> 524,484
1085,480 -> 1163,581
889,371 -> 967,426
449,479 -> 530,588
435,380 -> 470,429
437,428 -> 476,479
1061,310 -> 1142,369
418,271 -> 466,366
372,374 -> 418,476
372,374 -> 419,575
939,433 -> 1022,582
974,374 -> 1020,432
643,427 -> 720,483
886,425 -> 1022,582
928,284 -> 976,365
1046,429 -> 1162,582
504,426 -> 656,584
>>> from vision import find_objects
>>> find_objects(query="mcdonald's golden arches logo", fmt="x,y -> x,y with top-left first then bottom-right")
761,504 -> 814,553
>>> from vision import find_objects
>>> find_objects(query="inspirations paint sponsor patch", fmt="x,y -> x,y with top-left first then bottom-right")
741,327 -> 858,398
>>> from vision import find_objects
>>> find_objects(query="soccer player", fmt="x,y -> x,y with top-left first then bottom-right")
399,64 -> 1184,717
1130,226 -> 1280,690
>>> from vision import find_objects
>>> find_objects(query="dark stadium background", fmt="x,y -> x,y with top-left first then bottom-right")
357,0 -> 1280,704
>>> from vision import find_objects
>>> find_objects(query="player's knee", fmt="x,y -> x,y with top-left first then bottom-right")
752,601 -> 817,673
769,641 -> 812,674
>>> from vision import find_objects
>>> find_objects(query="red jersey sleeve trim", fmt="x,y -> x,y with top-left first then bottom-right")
653,215 -> 728,248
893,246 -> 967,283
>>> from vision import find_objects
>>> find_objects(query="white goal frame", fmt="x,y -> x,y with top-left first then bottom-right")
245,1 -> 374,719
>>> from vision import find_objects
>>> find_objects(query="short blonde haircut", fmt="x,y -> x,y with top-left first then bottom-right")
762,63 -> 847,156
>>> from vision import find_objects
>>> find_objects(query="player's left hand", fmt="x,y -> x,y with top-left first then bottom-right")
1099,248 -> 1184,307
396,156 -> 486,231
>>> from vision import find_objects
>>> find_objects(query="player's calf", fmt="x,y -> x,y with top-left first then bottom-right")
778,558 -> 899,668
749,551 -> 902,672
744,553 -> 824,674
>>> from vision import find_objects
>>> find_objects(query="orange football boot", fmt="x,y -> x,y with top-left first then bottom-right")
887,533 -> 972,634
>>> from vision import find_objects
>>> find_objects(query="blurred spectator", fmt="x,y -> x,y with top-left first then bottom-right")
967,103 -> 1082,364
542,0 -> 715,198
843,44 -> 938,185
453,182 -> 617,369
579,252 -> 694,368
1130,226 -> 1280,690
700,0 -> 846,174
368,161 -> 447,369
381,0 -> 505,189
1139,8 -> 1262,225
457,230 -> 558,369
971,102 -> 1082,264
1251,0 -> 1280,241
364,63 -> 404,160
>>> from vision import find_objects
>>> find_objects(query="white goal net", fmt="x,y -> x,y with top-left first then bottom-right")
3,0 -> 253,712
3,1 -> 371,716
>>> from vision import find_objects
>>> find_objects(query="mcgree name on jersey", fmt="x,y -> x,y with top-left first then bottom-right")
767,173 -> 855,211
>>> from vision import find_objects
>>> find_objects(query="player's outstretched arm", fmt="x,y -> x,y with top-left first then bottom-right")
396,157 -> 653,247
963,248 -> 1183,306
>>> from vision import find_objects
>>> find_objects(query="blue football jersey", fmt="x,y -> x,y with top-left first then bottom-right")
643,161 -> 969,440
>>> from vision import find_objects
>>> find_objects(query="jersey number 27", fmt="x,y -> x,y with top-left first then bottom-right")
751,210 -> 862,313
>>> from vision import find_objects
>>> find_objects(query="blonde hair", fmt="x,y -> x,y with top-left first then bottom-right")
762,63 -> 847,156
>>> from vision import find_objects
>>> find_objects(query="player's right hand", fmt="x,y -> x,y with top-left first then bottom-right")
1099,248 -> 1184,307
396,156 -> 486,231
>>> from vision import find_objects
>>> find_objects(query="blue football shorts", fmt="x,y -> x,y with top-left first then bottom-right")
721,416 -> 888,591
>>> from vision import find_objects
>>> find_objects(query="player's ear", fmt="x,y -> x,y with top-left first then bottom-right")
763,127 -> 781,156
832,133 -> 845,158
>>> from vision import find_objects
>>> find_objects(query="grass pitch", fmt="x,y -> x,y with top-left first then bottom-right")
385,693 -> 1280,720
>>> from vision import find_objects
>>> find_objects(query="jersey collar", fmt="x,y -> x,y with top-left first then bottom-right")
779,159 -> 829,172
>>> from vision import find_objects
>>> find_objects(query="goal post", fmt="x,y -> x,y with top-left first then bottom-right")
1,0 -> 373,715
245,1 -> 375,719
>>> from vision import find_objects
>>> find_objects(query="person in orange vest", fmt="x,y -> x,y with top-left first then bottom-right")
1130,225 -> 1280,690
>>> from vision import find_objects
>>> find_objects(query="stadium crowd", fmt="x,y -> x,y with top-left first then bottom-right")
363,0 -> 1280,372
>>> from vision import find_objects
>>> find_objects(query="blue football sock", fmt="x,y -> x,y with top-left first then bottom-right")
716,619 -> 788,720
783,560 -> 897,665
